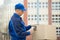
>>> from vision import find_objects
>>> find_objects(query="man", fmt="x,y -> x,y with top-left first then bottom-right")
8,3 -> 35,40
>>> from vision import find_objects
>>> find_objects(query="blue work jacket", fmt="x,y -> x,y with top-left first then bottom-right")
8,13 -> 31,40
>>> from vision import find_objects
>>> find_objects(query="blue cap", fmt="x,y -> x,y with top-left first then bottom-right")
15,3 -> 26,11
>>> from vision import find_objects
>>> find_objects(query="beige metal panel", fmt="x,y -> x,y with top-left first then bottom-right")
32,24 -> 57,40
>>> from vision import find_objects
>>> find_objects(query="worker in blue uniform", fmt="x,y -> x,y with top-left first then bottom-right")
8,3 -> 35,40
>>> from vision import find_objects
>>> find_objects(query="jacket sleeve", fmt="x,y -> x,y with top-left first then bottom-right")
11,19 -> 30,38
25,25 -> 31,31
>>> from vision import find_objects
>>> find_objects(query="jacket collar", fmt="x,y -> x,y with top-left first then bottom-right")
13,13 -> 22,19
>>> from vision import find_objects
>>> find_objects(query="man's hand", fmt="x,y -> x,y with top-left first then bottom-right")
31,25 -> 37,31
27,27 -> 35,35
